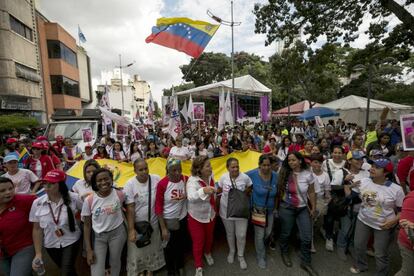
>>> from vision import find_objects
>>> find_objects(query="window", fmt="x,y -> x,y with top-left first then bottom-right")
47,40 -> 78,67
50,75 -> 79,97
9,15 -> 33,41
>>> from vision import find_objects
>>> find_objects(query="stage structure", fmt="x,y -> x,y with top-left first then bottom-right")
176,75 -> 272,120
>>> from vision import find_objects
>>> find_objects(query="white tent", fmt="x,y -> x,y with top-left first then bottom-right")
175,75 -> 271,97
322,95 -> 414,123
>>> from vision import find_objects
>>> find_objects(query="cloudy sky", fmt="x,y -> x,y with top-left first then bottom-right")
36,0 -> 378,103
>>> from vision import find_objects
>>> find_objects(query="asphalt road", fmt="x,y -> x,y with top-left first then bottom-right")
36,221 -> 402,276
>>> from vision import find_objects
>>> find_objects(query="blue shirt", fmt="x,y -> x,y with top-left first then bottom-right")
247,169 -> 278,210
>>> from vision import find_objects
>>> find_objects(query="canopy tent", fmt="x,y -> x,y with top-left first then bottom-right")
322,95 -> 414,123
272,100 -> 320,116
175,75 -> 271,97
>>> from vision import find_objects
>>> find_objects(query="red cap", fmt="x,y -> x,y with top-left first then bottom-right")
6,138 -> 17,144
55,135 -> 64,141
85,144 -> 92,148
36,136 -> 48,141
43,169 -> 66,183
32,142 -> 44,149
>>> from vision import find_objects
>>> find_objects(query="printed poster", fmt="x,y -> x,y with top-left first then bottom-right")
193,102 -> 205,121
400,113 -> 414,151
81,128 -> 93,142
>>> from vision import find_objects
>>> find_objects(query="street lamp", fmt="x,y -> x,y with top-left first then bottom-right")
207,1 -> 241,123
117,54 -> 135,116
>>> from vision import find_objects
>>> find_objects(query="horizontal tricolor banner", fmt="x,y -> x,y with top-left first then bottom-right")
146,17 -> 219,58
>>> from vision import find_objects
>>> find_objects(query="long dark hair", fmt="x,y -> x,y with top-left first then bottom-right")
83,159 -> 100,184
278,151 -> 308,196
58,181 -> 76,232
129,142 -> 143,157
195,141 -> 204,156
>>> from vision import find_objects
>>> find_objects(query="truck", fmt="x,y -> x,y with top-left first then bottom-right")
44,109 -> 103,151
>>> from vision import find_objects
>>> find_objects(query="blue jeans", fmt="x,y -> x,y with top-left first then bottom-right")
0,245 -> 34,276
337,210 -> 357,249
279,203 -> 312,265
254,212 -> 274,262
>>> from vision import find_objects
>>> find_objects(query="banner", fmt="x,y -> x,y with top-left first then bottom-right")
260,96 -> 269,122
66,150 -> 261,188
167,95 -> 182,139
162,96 -> 171,125
192,102 -> 205,121
401,113 -> 414,151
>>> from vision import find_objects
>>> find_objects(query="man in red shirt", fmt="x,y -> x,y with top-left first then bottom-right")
0,177 -> 37,276
397,191 -> 414,275
397,150 -> 414,194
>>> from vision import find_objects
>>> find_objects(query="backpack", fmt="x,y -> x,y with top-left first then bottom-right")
328,168 -> 350,218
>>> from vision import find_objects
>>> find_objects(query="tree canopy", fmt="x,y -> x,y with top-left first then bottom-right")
254,0 -> 414,48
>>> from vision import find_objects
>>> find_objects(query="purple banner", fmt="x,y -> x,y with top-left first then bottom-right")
260,96 -> 269,121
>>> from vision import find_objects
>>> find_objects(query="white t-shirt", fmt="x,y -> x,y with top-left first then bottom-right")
29,192 -> 82,248
356,178 -> 404,230
72,179 -> 94,202
312,171 -> 330,197
81,189 -> 125,233
156,177 -> 187,220
3,168 -> 39,194
169,146 -> 190,160
218,172 -> 252,220
124,174 -> 160,225
322,159 -> 346,179
293,170 -> 315,208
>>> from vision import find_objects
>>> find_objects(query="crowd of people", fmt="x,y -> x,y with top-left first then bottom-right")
0,117 -> 413,276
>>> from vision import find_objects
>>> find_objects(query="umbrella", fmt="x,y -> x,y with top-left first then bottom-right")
298,107 -> 339,120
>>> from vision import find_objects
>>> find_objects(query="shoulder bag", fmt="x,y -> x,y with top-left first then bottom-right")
251,174 -> 273,227
226,175 -> 250,219
134,176 -> 154,248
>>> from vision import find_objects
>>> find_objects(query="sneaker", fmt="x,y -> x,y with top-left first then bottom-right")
269,240 -> 276,251
366,248 -> 375,257
337,247 -> 347,261
204,254 -> 214,266
350,266 -> 361,274
195,267 -> 203,276
238,256 -> 247,270
325,238 -> 334,252
257,258 -> 266,269
281,253 -> 292,267
227,252 -> 234,264
311,239 -> 316,253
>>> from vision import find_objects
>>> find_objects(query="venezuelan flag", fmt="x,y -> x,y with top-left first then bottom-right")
18,147 -> 30,163
146,17 -> 219,58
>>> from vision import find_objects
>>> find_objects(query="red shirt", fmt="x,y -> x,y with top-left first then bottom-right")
26,155 -> 55,178
0,194 -> 36,257
398,191 -> 414,250
397,156 -> 414,191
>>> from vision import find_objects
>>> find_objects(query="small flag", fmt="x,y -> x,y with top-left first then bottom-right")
224,91 -> 233,125
188,94 -> 194,121
218,91 -> 225,131
168,96 -> 182,139
78,26 -> 87,43
146,17 -> 219,58
18,147 -> 30,163
180,100 -> 189,123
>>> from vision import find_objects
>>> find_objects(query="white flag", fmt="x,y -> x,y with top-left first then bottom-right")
180,100 -> 189,123
188,94 -> 194,121
147,92 -> 155,126
168,96 -> 182,139
218,91 -> 226,131
224,90 -> 233,125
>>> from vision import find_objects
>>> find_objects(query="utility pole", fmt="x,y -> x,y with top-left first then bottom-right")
117,54 -> 135,116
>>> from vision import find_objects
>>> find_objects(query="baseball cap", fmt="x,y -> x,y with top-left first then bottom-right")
6,138 -> 17,144
369,149 -> 383,157
368,158 -> 393,173
43,169 -> 66,183
347,150 -> 365,160
3,154 -> 18,163
32,142 -> 44,149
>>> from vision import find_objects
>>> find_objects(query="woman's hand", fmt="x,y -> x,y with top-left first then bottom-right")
86,249 -> 95,265
161,227 -> 169,241
128,229 -> 137,243
400,219 -> 414,229
32,254 -> 43,270
203,186 -> 215,195
309,208 -> 317,219
380,218 -> 398,230
344,174 -> 354,182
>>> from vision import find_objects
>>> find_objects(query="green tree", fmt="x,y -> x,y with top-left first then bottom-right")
254,0 -> 414,48
0,114 -> 39,133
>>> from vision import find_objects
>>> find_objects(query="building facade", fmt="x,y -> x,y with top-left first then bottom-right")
0,0 -> 45,122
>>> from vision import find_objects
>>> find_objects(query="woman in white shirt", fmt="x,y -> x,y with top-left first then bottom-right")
322,145 -> 346,180
169,137 -> 191,161
128,142 -> 143,163
277,136 -> 292,161
72,159 -> 100,202
82,168 -> 126,276
31,169 -> 82,276
124,159 -> 165,276
349,159 -> 404,275
187,156 -> 217,276
218,158 -> 252,270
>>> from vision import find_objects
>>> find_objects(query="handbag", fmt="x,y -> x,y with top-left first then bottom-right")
226,175 -> 250,219
134,176 -> 153,248
251,174 -> 273,227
